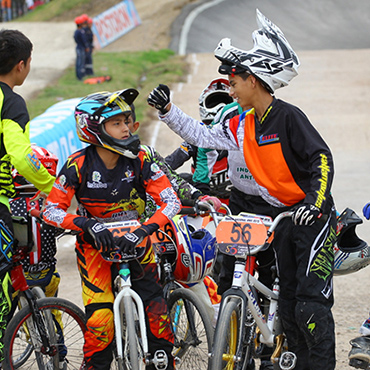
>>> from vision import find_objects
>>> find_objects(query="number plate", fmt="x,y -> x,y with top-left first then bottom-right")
216,216 -> 267,257
150,221 -> 177,255
104,220 -> 148,249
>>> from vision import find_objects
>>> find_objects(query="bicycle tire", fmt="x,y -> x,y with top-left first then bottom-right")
3,297 -> 86,370
123,295 -> 144,370
167,288 -> 214,370
211,298 -> 245,370
12,287 -> 49,368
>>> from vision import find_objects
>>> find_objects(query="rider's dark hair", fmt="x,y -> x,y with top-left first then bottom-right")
0,29 -> 33,75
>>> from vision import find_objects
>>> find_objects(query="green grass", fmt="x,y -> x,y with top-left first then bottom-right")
28,49 -> 188,131
18,0 -> 96,21
18,0 -> 189,138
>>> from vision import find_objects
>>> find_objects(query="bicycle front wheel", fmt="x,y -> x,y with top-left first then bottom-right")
167,288 -> 214,370
211,298 -> 244,370
3,297 -> 86,370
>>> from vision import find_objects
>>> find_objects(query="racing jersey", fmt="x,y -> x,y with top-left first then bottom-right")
193,102 -> 262,198
0,82 -> 55,208
159,98 -> 334,210
165,141 -> 197,170
140,144 -> 201,220
43,145 -> 181,235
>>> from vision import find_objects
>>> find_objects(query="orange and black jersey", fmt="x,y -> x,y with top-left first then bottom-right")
43,145 -> 181,235
161,98 -> 334,211
232,98 -> 334,209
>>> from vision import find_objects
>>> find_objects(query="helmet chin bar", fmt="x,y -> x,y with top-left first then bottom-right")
99,125 -> 141,158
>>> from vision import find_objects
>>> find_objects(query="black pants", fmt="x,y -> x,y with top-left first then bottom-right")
0,203 -> 14,362
274,206 -> 337,370
219,188 -> 337,370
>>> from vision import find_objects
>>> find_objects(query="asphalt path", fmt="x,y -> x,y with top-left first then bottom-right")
172,0 -> 370,54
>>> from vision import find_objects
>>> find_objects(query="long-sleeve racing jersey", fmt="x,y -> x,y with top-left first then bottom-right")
159,97 -> 334,211
193,102 -> 262,198
43,145 -> 181,236
0,82 -> 55,208
140,144 -> 201,221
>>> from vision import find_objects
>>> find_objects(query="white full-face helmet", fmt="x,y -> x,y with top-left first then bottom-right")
198,78 -> 233,124
214,9 -> 300,93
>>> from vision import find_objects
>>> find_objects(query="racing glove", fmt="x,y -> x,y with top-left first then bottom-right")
363,202 -> 370,220
147,84 -> 171,114
82,219 -> 115,252
292,204 -> 322,226
200,195 -> 222,211
116,227 -> 148,255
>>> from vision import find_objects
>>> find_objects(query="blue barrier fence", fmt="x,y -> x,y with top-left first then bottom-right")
29,98 -> 86,171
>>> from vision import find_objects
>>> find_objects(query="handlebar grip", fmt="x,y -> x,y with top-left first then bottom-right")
179,207 -> 197,215
29,208 -> 42,219
180,199 -> 196,207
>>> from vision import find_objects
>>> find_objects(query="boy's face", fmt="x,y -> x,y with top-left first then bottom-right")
104,112 -> 139,140
125,113 -> 140,133
229,74 -> 253,110
16,56 -> 32,86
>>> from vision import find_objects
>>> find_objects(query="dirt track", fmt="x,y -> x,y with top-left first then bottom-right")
5,4 -> 370,369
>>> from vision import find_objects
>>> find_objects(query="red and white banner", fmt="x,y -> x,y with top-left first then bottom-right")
92,0 -> 141,49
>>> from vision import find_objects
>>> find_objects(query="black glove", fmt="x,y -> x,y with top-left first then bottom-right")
147,84 -> 171,114
82,219 -> 115,252
116,227 -> 148,255
292,204 -> 322,226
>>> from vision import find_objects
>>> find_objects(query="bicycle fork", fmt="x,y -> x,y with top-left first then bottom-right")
12,264 -> 58,358
113,264 -> 149,363
233,261 -> 296,369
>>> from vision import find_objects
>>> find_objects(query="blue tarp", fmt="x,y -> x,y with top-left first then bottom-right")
29,98 -> 87,171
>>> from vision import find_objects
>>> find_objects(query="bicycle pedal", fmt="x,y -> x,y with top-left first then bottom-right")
279,351 -> 297,370
152,349 -> 168,370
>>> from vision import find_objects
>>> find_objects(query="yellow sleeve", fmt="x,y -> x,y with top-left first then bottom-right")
3,119 -> 55,194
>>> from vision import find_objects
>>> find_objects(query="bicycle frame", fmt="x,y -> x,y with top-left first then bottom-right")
215,211 -> 294,366
222,260 -> 280,347
113,261 -> 149,363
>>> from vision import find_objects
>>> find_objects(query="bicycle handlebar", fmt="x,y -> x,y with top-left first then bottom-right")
29,208 -> 42,219
266,211 -> 294,237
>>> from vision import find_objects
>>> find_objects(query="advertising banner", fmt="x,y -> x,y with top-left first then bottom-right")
92,0 -> 141,49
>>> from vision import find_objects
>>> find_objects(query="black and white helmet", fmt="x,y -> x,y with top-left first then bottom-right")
214,9 -> 300,93
198,78 -> 233,123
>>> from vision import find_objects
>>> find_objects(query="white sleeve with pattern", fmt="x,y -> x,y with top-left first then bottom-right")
160,104 -> 239,151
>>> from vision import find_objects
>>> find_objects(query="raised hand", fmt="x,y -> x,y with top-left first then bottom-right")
147,84 -> 171,114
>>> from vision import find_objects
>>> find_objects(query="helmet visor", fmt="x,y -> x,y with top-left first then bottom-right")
95,91 -> 131,118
